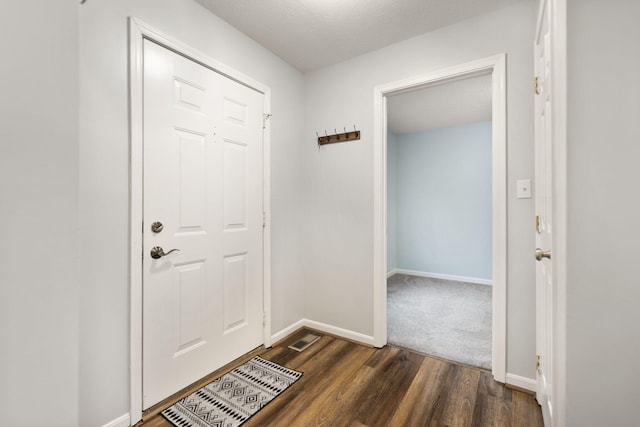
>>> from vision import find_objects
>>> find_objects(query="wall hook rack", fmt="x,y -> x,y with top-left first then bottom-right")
317,126 -> 361,145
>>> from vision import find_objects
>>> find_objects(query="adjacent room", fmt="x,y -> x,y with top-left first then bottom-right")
386,75 -> 494,370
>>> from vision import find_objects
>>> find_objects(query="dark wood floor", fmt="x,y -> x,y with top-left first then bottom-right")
138,329 -> 544,427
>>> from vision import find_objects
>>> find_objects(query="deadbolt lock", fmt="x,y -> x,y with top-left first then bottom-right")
151,221 -> 164,233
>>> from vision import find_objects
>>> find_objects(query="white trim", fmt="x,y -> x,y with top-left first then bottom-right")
393,269 -> 493,286
506,373 -> 537,392
386,269 -> 398,278
303,319 -> 375,346
373,54 -> 508,383
490,54 -> 508,385
270,319 -> 306,345
372,93 -> 388,349
262,96 -> 273,349
101,414 -> 130,427
128,18 -> 144,424
271,319 -> 375,347
128,17 -> 272,425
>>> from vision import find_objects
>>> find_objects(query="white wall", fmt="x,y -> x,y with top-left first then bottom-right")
566,1 -> 640,425
78,1 -> 305,425
386,131 -> 398,273
0,1 -> 79,426
395,122 -> 492,280
303,1 -> 536,378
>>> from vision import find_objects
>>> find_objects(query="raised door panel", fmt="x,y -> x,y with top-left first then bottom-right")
223,253 -> 248,332
172,261 -> 206,357
223,140 -> 248,230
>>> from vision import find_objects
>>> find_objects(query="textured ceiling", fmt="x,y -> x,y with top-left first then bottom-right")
387,73 -> 492,134
194,0 -> 525,72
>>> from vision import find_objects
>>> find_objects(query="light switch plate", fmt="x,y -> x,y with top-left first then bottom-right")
517,179 -> 532,199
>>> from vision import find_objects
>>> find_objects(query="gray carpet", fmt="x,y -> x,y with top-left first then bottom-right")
387,274 -> 492,370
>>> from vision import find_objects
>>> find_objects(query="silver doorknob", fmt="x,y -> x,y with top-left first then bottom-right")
150,221 -> 164,233
150,246 -> 180,259
535,248 -> 551,261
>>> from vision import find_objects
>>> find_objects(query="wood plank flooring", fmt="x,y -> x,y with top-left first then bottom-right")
138,329 -> 544,427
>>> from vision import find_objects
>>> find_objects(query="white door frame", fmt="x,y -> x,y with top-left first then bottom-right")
128,17 -> 272,424
373,54 -> 507,382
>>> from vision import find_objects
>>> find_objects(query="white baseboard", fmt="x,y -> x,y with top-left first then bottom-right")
506,373 -> 536,392
270,319 -> 306,345
393,268 -> 492,286
302,319 -> 375,346
387,268 -> 398,278
271,318 -> 374,347
102,414 -> 130,427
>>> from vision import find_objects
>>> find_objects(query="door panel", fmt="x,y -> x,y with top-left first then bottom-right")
535,1 -> 553,424
223,253 -> 248,331
173,261 -> 206,354
142,39 -> 264,409
223,140 -> 248,229
177,130 -> 206,228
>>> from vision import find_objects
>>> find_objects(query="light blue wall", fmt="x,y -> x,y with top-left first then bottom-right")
387,131 -> 398,272
395,121 -> 492,280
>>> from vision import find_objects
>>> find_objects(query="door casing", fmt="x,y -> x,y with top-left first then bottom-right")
128,17 -> 272,424
372,54 -> 507,383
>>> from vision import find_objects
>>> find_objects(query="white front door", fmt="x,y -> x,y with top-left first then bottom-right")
534,1 -> 553,424
142,39 -> 265,409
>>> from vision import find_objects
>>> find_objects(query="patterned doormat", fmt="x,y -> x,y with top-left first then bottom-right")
162,357 -> 302,427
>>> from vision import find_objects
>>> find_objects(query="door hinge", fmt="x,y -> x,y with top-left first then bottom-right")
536,355 -> 542,373
534,76 -> 541,95
262,113 -> 272,129
535,215 -> 541,234
262,211 -> 266,228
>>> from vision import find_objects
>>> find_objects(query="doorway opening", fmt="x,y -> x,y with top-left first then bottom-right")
386,74 -> 493,369
373,54 -> 507,382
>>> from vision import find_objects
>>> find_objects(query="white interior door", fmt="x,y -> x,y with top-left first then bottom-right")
535,1 -> 553,424
142,39 -> 264,409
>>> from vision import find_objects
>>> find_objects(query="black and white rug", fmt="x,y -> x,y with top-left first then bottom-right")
162,357 -> 302,427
